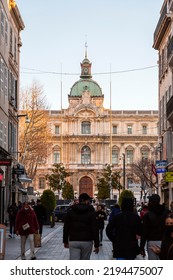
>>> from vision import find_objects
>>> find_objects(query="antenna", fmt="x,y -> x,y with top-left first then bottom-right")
85,35 -> 88,58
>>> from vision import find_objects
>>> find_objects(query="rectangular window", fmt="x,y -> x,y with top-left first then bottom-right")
113,126 -> 117,134
142,125 -> 147,135
127,150 -> 133,164
54,151 -> 60,163
0,122 -> 3,147
112,150 -> 118,164
4,66 -> 8,98
1,10 -> 4,37
81,122 -> 91,134
10,27 -> 13,54
0,59 -> 4,98
39,178 -> 45,189
127,125 -> 132,134
5,20 -> 8,45
14,36 -> 17,61
55,125 -> 59,134
4,125 -> 7,150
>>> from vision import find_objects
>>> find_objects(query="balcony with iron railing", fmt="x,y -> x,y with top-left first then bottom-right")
153,3 -> 171,50
166,95 -> 173,124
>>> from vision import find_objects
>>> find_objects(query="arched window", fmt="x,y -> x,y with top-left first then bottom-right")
81,146 -> 91,164
81,121 -> 91,134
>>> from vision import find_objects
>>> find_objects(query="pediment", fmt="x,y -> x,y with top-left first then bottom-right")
74,104 -> 98,117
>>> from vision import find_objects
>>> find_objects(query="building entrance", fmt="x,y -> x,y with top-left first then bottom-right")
79,176 -> 93,198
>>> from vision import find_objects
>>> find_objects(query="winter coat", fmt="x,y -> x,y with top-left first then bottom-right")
140,204 -> 169,250
8,204 -> 18,222
106,210 -> 142,259
96,210 -> 107,229
63,203 -> 99,248
15,206 -> 39,236
34,204 -> 46,224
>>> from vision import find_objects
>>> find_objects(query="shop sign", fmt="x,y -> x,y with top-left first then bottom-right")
156,160 -> 167,173
0,159 -> 12,166
166,172 -> 173,182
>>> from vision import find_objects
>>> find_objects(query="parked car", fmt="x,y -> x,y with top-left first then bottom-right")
54,204 -> 70,222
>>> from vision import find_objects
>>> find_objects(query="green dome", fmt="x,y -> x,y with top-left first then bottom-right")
70,79 -> 102,97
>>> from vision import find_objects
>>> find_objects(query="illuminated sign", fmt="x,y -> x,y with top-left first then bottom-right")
0,159 -> 12,166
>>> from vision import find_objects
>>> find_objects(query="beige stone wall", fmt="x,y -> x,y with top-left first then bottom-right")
34,107 -> 158,198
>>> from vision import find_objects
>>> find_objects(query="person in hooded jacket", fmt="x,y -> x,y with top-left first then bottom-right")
140,194 -> 170,260
63,193 -> 99,260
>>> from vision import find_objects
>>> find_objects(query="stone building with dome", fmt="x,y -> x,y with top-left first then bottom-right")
32,51 -> 159,201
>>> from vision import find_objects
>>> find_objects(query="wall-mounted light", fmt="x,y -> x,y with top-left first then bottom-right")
17,114 -> 30,124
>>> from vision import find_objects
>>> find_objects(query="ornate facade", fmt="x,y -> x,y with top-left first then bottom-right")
33,52 -> 159,201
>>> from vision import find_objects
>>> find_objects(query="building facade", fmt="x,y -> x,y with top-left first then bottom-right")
0,0 -> 24,223
32,52 -> 159,202
153,0 -> 173,206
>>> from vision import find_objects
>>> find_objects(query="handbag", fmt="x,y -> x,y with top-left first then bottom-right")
34,233 -> 41,247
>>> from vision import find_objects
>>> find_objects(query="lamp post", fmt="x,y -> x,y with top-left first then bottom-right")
122,153 -> 125,190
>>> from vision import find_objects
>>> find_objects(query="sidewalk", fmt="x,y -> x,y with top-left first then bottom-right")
4,222 -> 145,260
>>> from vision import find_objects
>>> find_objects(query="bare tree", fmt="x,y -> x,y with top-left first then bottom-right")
130,158 -> 158,201
18,81 -> 52,179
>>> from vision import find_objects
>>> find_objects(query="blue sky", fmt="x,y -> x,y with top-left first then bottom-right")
16,0 -> 163,110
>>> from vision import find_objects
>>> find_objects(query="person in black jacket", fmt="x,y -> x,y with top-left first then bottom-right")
140,194 -> 169,260
106,197 -> 142,260
149,213 -> 173,260
96,204 -> 107,246
63,193 -> 99,260
34,199 -> 46,236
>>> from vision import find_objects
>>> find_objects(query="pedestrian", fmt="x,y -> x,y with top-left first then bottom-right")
17,201 -> 22,211
15,201 -> 39,260
140,204 -> 148,220
7,202 -> 18,238
140,194 -> 169,260
170,201 -> 173,213
108,203 -> 121,222
150,213 -> 173,259
108,203 -> 121,256
63,192 -> 99,260
106,197 -> 142,260
34,199 -> 46,236
96,204 -> 107,246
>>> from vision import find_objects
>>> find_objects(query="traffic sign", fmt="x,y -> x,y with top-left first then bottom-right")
156,160 -> 167,173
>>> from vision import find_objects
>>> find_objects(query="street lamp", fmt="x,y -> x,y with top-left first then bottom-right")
122,153 -> 126,190
17,114 -> 30,123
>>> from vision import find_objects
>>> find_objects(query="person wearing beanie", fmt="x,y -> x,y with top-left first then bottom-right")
63,192 -> 99,260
